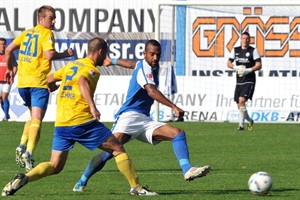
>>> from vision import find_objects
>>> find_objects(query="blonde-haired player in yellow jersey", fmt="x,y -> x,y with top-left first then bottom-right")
5,5 -> 74,172
2,37 -> 156,196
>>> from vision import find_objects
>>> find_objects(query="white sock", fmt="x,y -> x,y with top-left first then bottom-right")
239,107 -> 246,128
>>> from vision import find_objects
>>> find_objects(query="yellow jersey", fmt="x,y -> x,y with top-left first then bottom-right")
14,24 -> 55,88
53,57 -> 100,127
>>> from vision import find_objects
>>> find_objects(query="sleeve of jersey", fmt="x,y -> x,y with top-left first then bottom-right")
253,48 -> 262,61
13,33 -> 23,46
78,69 -> 96,83
136,64 -> 156,89
42,31 -> 55,52
228,49 -> 235,62
53,67 -> 64,80
81,71 -> 91,81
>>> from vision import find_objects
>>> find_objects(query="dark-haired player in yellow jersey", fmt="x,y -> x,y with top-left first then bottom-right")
5,5 -> 73,172
2,37 -> 156,196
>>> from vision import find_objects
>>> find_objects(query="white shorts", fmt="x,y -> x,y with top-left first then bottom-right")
112,111 -> 166,145
0,82 -> 12,95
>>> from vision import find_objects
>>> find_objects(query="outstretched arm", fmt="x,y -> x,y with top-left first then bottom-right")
103,56 -> 136,69
44,48 -> 74,61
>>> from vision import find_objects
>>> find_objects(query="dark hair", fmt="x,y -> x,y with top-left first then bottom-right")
242,31 -> 250,38
0,38 -> 6,44
145,39 -> 161,51
88,37 -> 107,53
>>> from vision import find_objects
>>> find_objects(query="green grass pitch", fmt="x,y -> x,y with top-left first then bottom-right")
0,121 -> 299,199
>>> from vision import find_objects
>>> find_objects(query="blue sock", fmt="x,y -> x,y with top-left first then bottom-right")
2,99 -> 10,119
172,132 -> 192,174
79,151 -> 113,186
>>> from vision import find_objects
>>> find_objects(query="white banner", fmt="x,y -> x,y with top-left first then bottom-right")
3,75 -> 300,123
0,0 -> 157,33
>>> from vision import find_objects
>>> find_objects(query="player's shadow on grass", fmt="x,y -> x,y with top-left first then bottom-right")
157,188 -> 299,196
268,188 -> 300,196
103,168 -> 181,173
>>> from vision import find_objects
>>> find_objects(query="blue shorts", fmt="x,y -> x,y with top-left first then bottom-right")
18,88 -> 50,110
52,120 -> 112,151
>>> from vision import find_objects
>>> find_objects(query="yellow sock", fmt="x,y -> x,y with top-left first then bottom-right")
27,119 -> 41,153
20,120 -> 31,145
26,162 -> 55,182
115,153 -> 140,188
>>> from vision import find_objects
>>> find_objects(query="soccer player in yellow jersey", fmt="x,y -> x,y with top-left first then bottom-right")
2,37 -> 155,196
5,5 -> 74,172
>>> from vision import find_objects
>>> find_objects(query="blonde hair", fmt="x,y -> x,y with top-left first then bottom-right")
37,5 -> 55,19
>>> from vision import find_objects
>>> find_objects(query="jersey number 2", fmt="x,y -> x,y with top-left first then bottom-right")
62,66 -> 78,91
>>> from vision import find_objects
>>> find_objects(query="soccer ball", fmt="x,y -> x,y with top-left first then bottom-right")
248,171 -> 272,195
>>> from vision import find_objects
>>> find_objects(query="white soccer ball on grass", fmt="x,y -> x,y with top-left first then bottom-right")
248,171 -> 273,195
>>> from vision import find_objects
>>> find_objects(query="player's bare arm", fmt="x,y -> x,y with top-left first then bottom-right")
251,61 -> 262,71
144,84 -> 184,117
44,48 -> 74,60
78,76 -> 100,121
5,42 -> 19,83
227,60 -> 234,69
103,56 -> 136,69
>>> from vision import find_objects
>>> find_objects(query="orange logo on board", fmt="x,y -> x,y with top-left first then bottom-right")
192,7 -> 300,57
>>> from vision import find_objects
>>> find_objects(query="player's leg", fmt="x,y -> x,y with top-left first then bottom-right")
21,107 -> 45,172
237,84 -> 255,131
73,151 -> 113,192
74,113 -> 141,192
22,88 -> 49,172
29,150 -> 69,180
237,96 -> 247,130
1,93 -> 10,120
26,107 -> 44,153
16,119 -> 31,167
2,150 -> 68,196
93,118 -> 157,196
153,124 -> 210,181
101,134 -> 157,196
0,97 -> 3,119
245,84 -> 255,130
2,105 -> 72,196
15,88 -> 32,168
75,116 -> 157,195
73,133 -> 130,192
1,83 -> 12,120
99,134 -> 140,189
0,84 -> 4,119
234,86 -> 244,130
244,106 -> 254,130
